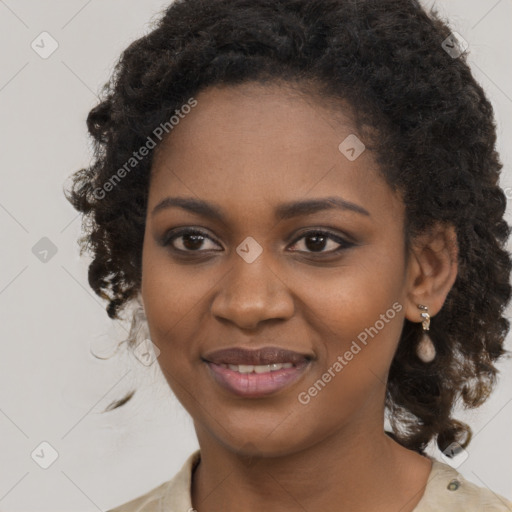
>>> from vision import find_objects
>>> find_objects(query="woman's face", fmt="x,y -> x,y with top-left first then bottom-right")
141,82 -> 415,456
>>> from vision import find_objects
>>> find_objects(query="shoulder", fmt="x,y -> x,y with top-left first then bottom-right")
106,450 -> 200,512
415,458 -> 512,512
106,480 -> 170,512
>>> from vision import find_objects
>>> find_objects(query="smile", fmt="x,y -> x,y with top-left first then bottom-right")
217,362 -> 294,373
202,345 -> 314,397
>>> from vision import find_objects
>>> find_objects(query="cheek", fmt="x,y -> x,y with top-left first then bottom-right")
140,252 -> 208,406
297,245 -> 405,334
140,244 -> 210,366
295,246 -> 406,390
141,239 -> 214,323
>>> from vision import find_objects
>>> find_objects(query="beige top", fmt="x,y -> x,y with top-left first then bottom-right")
107,449 -> 512,511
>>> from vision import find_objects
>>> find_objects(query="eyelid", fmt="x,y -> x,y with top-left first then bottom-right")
161,227 -> 222,249
289,227 -> 357,246
161,226 -> 356,254
287,229 -> 355,254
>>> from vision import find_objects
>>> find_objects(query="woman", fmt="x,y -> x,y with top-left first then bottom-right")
65,0 -> 512,510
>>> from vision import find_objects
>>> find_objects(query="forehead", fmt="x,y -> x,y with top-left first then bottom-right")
152,81 -> 357,169
148,82 -> 402,223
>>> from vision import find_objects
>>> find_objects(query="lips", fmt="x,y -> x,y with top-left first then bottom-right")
202,346 -> 313,398
202,346 -> 312,366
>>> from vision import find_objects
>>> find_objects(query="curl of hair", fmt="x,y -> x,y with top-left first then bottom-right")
65,0 -> 512,455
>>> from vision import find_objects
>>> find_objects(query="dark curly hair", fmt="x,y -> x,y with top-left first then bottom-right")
64,0 -> 512,456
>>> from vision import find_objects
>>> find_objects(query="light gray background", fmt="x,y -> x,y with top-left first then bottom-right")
0,1 -> 511,510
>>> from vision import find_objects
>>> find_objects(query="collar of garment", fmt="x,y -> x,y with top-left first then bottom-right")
107,449 -> 512,512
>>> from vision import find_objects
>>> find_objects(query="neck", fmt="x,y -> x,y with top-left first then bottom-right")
191,420 -> 432,512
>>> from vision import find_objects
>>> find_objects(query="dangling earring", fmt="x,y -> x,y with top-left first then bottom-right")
416,304 -> 436,363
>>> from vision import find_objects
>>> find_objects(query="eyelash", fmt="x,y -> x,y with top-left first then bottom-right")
161,227 -> 355,256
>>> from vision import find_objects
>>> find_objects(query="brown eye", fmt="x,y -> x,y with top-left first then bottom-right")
289,230 -> 354,254
162,229 -> 222,252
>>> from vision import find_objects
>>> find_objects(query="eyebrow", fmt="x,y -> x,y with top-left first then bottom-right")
151,196 -> 370,222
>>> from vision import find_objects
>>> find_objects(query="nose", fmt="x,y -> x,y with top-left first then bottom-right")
210,254 -> 295,330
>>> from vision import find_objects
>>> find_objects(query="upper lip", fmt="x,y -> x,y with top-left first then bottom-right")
202,346 -> 313,366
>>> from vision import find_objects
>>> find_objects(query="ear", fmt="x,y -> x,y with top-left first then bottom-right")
403,222 -> 458,323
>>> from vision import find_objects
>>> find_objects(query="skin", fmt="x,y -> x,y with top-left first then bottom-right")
140,82 -> 459,512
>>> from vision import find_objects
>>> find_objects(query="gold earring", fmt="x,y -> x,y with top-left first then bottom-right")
416,304 -> 436,363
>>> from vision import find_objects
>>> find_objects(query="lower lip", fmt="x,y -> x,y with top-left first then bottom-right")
205,361 -> 310,398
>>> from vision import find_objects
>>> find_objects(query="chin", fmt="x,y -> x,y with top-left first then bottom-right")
201,418 -> 315,459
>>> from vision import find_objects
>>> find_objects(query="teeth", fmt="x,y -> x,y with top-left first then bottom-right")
224,362 -> 294,373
